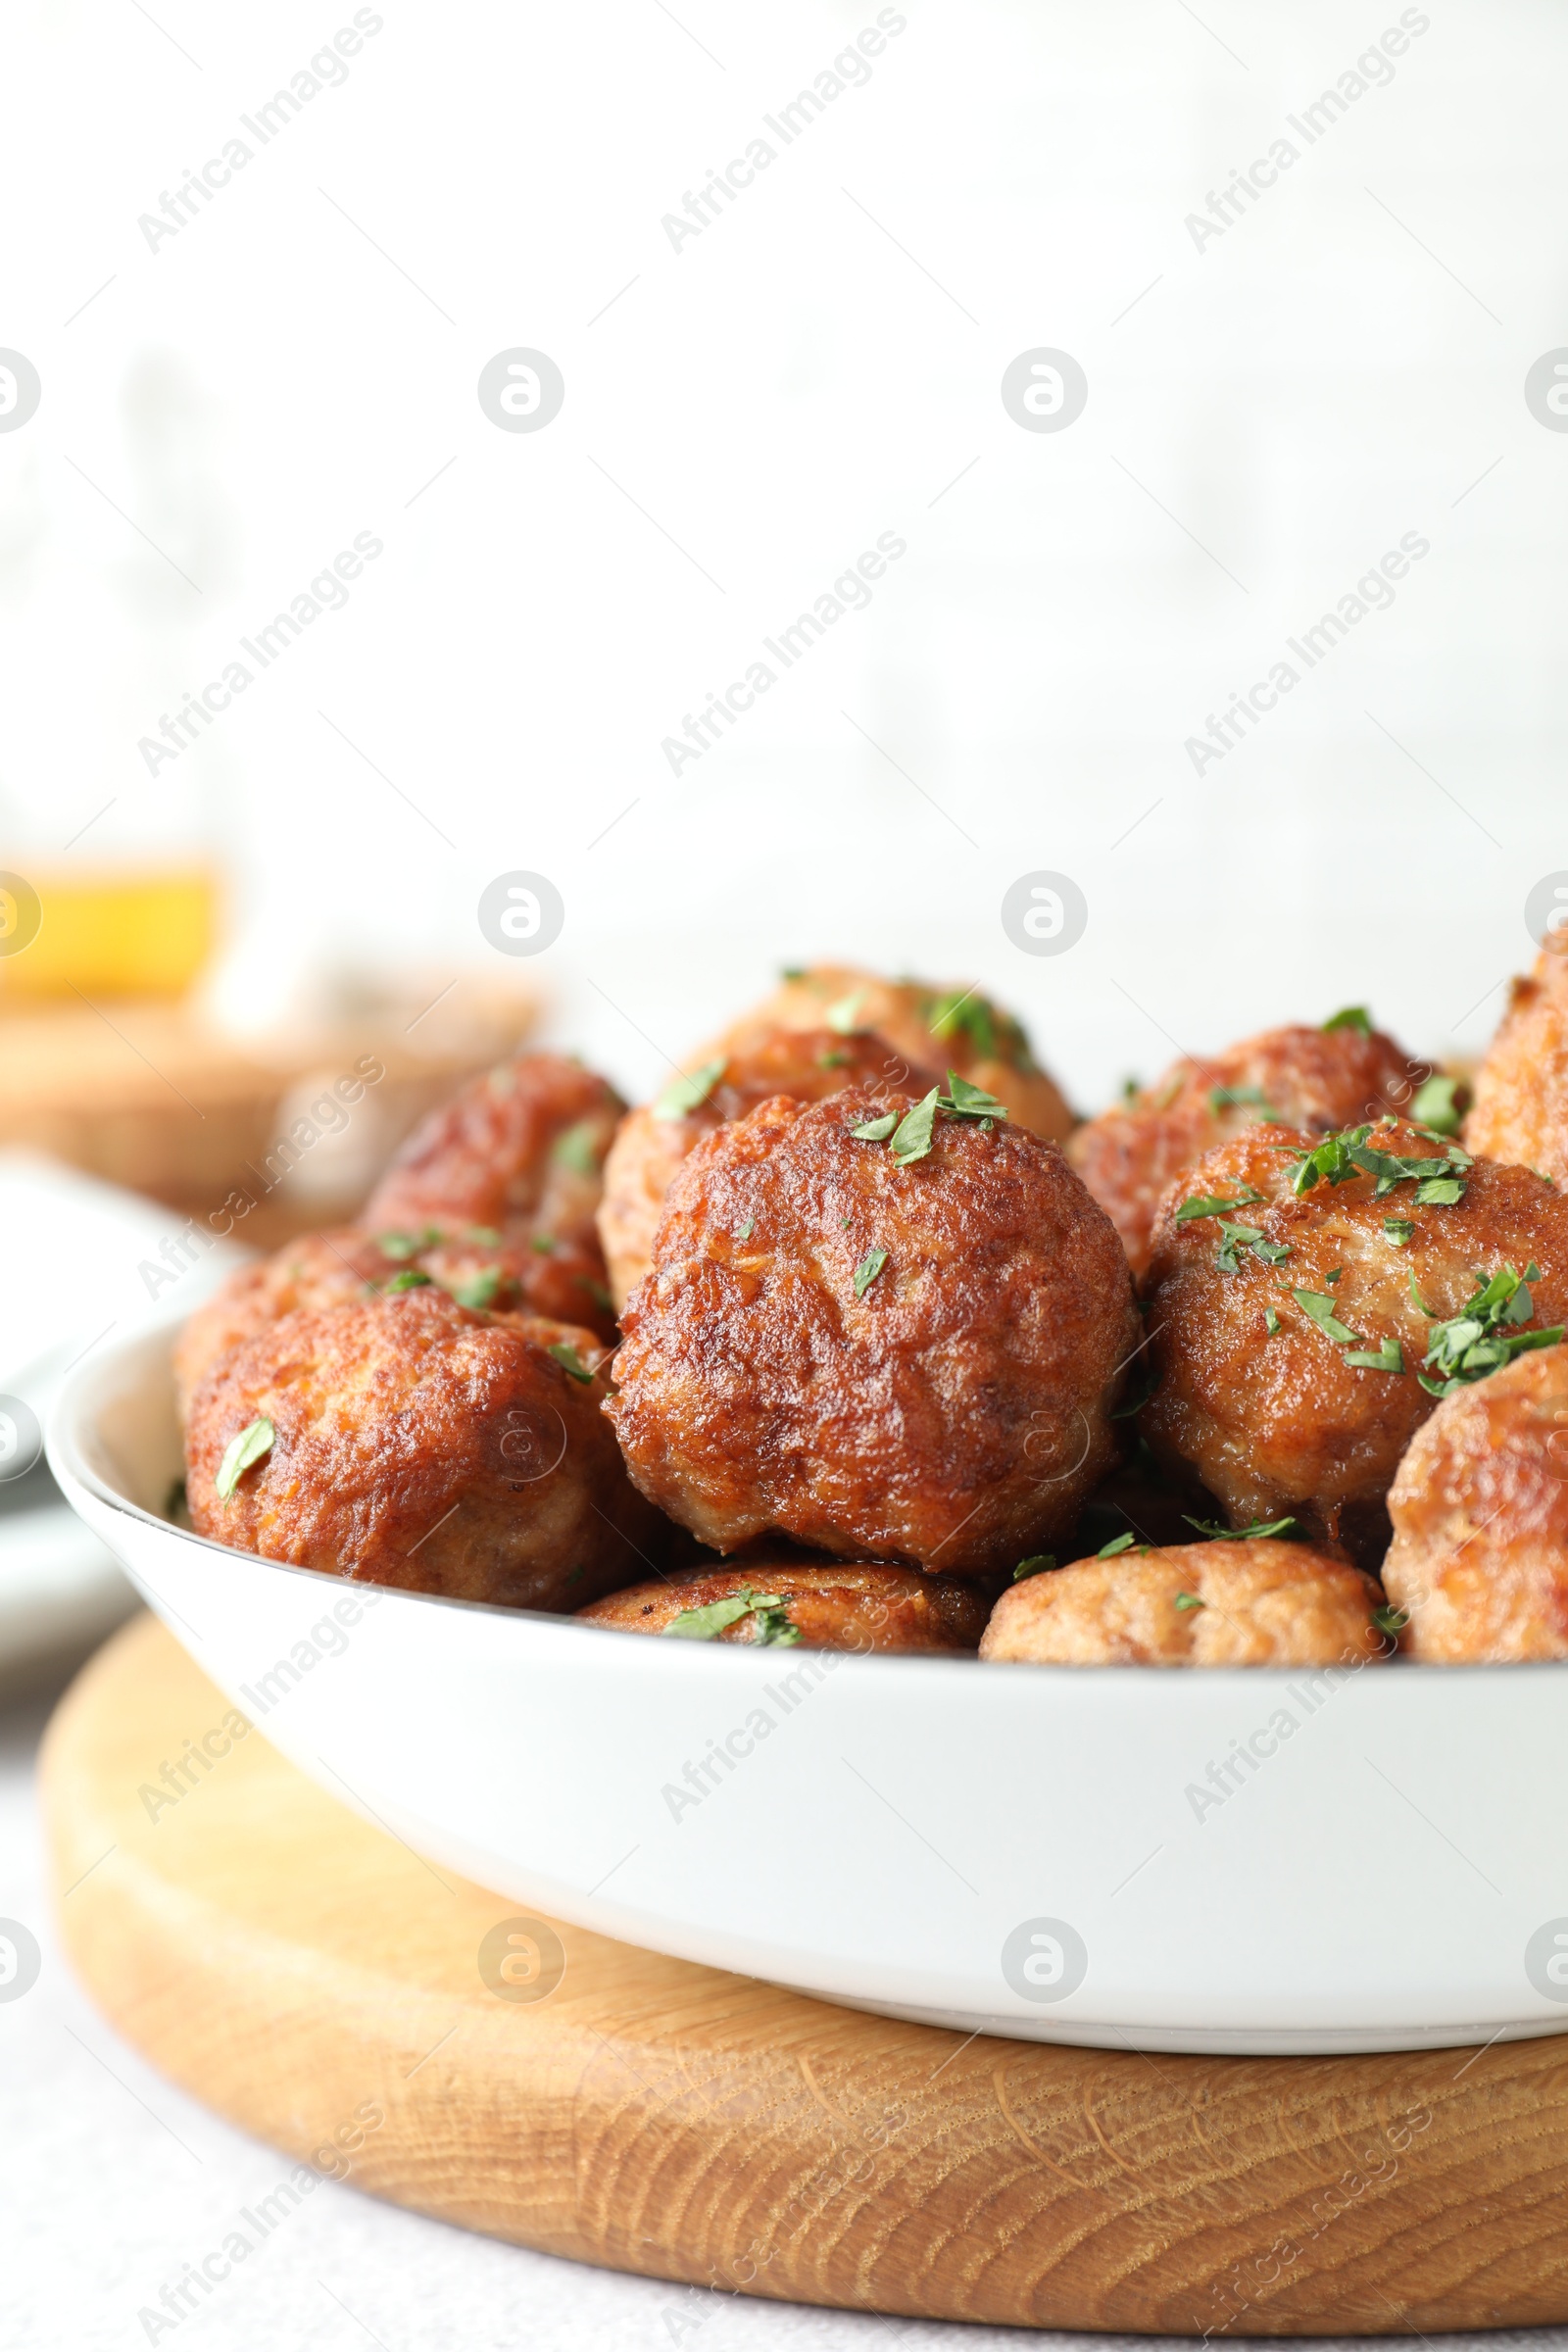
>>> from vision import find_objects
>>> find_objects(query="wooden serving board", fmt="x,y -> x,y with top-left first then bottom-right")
40,1614 -> 1568,2336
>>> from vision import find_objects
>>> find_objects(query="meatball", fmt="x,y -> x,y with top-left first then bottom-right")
607,1085 -> 1140,1574
1383,1345 -> 1568,1660
1466,939 -> 1568,1186
714,964 -> 1074,1144
185,1287 -> 661,1609
1142,1118 -> 1568,1564
1069,1018 -> 1431,1279
577,1560 -> 988,1653
979,1540 -> 1391,1666
173,1223 -> 615,1419
363,1051 -> 622,1338
597,1025 -> 942,1309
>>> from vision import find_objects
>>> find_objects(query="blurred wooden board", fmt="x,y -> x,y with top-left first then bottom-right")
40,1613 -> 1568,2335
0,987 -> 533,1241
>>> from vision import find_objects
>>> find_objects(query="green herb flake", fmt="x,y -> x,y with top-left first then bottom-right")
1184,1513 -> 1302,1542
1383,1218 -> 1415,1247
653,1058 -> 726,1122
1408,1074 -> 1462,1135
664,1586 -> 798,1643
1174,1591 -> 1206,1612
1264,1306 -> 1281,1334
1292,1289 -> 1362,1346
530,1233 -> 558,1255
825,991 -> 868,1035
889,1087 -> 941,1165
780,964 -> 807,981
1175,1187 -> 1265,1222
1209,1084 -> 1278,1117
215,1416 -> 274,1501
853,1247 -> 889,1298
1414,1176 -> 1466,1207
1214,1217 -> 1291,1273
818,1050 -> 849,1069
1417,1263 -> 1564,1396
553,1121 -> 603,1175
548,1342 -> 597,1385
1345,1336 -> 1405,1373
466,1225 -> 504,1246
1096,1532 -> 1152,1556
939,1070 -> 1009,1121
850,1111 -> 898,1142
449,1269 -> 502,1310
1013,1554 -> 1056,1581
576,1277 -> 615,1314
382,1268 -> 433,1294
1372,1604 -> 1409,1637
377,1227 -> 444,1260
737,1216 -> 756,1241
1323,1005 -> 1372,1036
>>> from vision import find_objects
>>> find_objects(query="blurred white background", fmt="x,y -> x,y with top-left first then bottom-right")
2,0 -> 1564,1106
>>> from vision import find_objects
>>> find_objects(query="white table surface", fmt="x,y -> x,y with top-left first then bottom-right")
2,1654 -> 1562,2352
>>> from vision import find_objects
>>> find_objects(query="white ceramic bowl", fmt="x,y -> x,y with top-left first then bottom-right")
48,1314 -> 1568,2057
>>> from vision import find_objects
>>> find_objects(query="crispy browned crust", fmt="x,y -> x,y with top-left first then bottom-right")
1384,1344 -> 1568,1660
712,965 -> 1075,1144
979,1539 -> 1391,1666
173,1224 -> 615,1421
606,1085 -> 1140,1575
1068,1022 -> 1430,1279
184,1288 -> 662,1610
597,1026 -> 943,1310
362,1051 -> 621,1336
1140,1119 -> 1568,1563
1466,943 -> 1568,1186
578,1559 -> 988,1652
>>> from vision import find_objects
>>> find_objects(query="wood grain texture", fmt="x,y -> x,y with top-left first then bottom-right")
40,1613 -> 1568,2335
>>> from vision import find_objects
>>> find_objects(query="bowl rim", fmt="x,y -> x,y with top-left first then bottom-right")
45,1309 -> 1568,1686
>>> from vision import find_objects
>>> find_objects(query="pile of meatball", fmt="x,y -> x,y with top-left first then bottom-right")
177,944 -> 1568,1670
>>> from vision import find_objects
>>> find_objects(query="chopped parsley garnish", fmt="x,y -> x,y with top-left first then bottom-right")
1372,1604 -> 1409,1637
850,1111 -> 898,1142
1345,1336 -> 1404,1373
1174,1592 -> 1205,1611
664,1586 -> 800,1644
216,1416 -> 273,1501
449,1268 -> 502,1310
1413,1262 -> 1563,1396
377,1227 -> 444,1259
1285,1122 -> 1472,1205
1322,1005 -> 1372,1035
825,991 -> 868,1035
1176,1188 -> 1265,1221
818,1050 -> 849,1069
654,1058 -> 726,1121
890,1088 -> 940,1164
1013,1554 -> 1056,1581
853,1247 -> 889,1298
854,1072 -> 1008,1166
1209,1084 -> 1278,1117
1383,1218 -> 1414,1247
780,964 -> 807,981
1121,1076 -> 1142,1103
466,1225 -> 504,1246
1264,1306 -> 1281,1334
737,1216 -> 756,1241
1408,1075 -> 1462,1135
1184,1514 -> 1302,1541
530,1233 -> 558,1255
1097,1532 -> 1150,1556
1213,1219 -> 1292,1273
548,1342 -> 597,1385
940,1070 -> 1009,1121
382,1268 -> 433,1293
553,1121 -> 603,1174
1293,1289 -> 1362,1345
576,1277 -> 615,1314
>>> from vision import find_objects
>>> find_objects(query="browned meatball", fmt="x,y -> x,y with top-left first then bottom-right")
607,1085 -> 1140,1575
979,1539 -> 1391,1666
578,1560 -> 988,1653
1069,1018 -> 1431,1279
185,1287 -> 661,1609
1384,1345 -> 1568,1659
173,1224 -> 616,1419
363,1051 -> 622,1338
714,964 -> 1074,1144
597,1026 -> 943,1309
1466,939 -> 1568,1186
1142,1119 -> 1568,1564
